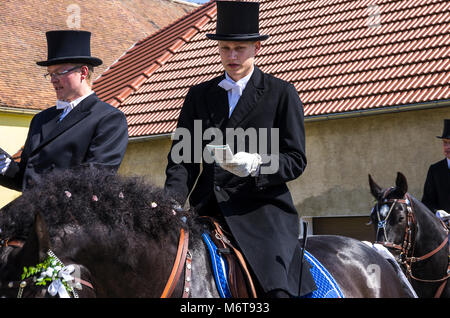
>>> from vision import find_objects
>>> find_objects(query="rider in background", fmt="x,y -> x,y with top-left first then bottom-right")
164,1 -> 316,298
422,119 -> 450,220
0,30 -> 128,191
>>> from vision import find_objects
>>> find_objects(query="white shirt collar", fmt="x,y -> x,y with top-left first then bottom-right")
69,91 -> 95,108
447,158 -> 450,169
224,67 -> 254,89
56,91 -> 94,110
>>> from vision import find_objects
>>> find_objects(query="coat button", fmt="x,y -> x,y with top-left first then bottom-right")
215,185 -> 221,191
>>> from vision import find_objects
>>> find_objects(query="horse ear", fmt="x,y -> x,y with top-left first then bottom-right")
16,212 -> 51,269
395,172 -> 408,196
368,174 -> 383,199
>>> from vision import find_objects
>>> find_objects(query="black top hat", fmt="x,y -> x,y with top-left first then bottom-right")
437,119 -> 450,139
36,30 -> 102,67
206,1 -> 269,41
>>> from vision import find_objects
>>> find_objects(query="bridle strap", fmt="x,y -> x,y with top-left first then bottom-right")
160,228 -> 190,298
410,235 -> 448,263
0,239 -> 24,248
9,262 -> 95,298
374,192 -> 450,297
74,276 -> 94,290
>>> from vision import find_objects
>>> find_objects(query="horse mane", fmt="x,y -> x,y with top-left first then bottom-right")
0,167 -> 198,244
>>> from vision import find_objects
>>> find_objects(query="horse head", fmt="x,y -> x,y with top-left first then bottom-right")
0,212 -> 51,297
0,167 -> 199,298
0,212 -> 95,298
368,172 -> 450,298
368,172 -> 412,260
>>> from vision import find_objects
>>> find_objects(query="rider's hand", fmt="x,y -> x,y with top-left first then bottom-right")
219,152 -> 262,177
0,154 -> 11,175
436,210 -> 450,219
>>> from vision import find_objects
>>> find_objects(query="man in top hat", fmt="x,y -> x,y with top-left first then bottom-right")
0,30 -> 128,191
422,119 -> 450,216
164,1 -> 316,297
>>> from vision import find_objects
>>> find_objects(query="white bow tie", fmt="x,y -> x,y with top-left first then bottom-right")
56,100 -> 72,110
218,79 -> 244,96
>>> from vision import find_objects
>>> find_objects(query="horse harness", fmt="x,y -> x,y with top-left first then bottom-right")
373,188 -> 450,297
161,220 -> 257,298
0,233 -> 192,298
0,239 -> 24,248
160,227 -> 192,298
0,240 -> 94,298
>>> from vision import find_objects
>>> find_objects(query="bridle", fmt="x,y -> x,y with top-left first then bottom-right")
1,230 -> 193,298
372,188 -> 416,253
372,188 -> 450,297
0,238 -> 24,248
160,228 -> 192,298
0,242 -> 94,298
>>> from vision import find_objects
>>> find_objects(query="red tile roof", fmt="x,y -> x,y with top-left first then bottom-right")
96,0 -> 450,138
93,2 -> 216,107
0,0 -> 196,111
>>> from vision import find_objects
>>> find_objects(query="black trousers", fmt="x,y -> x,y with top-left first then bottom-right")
197,195 -> 305,298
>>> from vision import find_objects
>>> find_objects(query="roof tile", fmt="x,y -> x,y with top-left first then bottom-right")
96,0 -> 450,138
0,0 -> 196,111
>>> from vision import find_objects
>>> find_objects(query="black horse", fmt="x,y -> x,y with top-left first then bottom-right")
0,168 -> 415,298
368,172 -> 450,298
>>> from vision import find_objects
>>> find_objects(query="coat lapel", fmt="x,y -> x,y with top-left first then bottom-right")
206,75 -> 229,131
40,108 -> 63,141
32,94 -> 97,155
226,66 -> 264,129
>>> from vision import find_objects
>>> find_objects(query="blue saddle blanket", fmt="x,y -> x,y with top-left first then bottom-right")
300,250 -> 344,298
202,232 -> 344,298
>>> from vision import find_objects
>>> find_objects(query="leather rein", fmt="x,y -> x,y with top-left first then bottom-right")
160,228 -> 192,298
373,190 -> 450,297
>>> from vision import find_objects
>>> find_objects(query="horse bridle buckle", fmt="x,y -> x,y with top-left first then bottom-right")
377,220 -> 386,229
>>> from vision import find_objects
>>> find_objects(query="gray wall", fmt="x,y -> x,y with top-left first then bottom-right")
294,106 -> 450,218
119,105 -> 450,219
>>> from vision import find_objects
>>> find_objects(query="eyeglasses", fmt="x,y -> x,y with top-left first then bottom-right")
44,66 -> 81,80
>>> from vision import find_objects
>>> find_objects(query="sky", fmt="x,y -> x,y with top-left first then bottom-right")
183,0 -> 210,4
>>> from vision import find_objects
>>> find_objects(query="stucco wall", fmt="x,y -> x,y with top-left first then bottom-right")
118,137 -> 172,188
293,106 -> 450,218
119,106 -> 450,219
0,112 -> 33,208
5,106 -> 448,215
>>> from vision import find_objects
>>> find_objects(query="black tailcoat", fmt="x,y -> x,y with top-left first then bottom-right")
0,93 -> 128,191
165,67 -> 315,296
422,159 -> 450,212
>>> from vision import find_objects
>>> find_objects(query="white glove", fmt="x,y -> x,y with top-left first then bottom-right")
436,210 -> 450,219
0,154 -> 11,175
219,152 -> 262,177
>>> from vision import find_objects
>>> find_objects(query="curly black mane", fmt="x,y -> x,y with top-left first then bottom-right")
0,168 -> 195,243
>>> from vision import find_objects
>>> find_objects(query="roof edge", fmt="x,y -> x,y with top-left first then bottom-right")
172,0 -> 200,7
129,133 -> 172,142
0,106 -> 41,115
305,99 -> 450,122
127,100 -> 450,140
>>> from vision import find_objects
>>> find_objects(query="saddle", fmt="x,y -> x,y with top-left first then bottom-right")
200,217 -> 257,298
